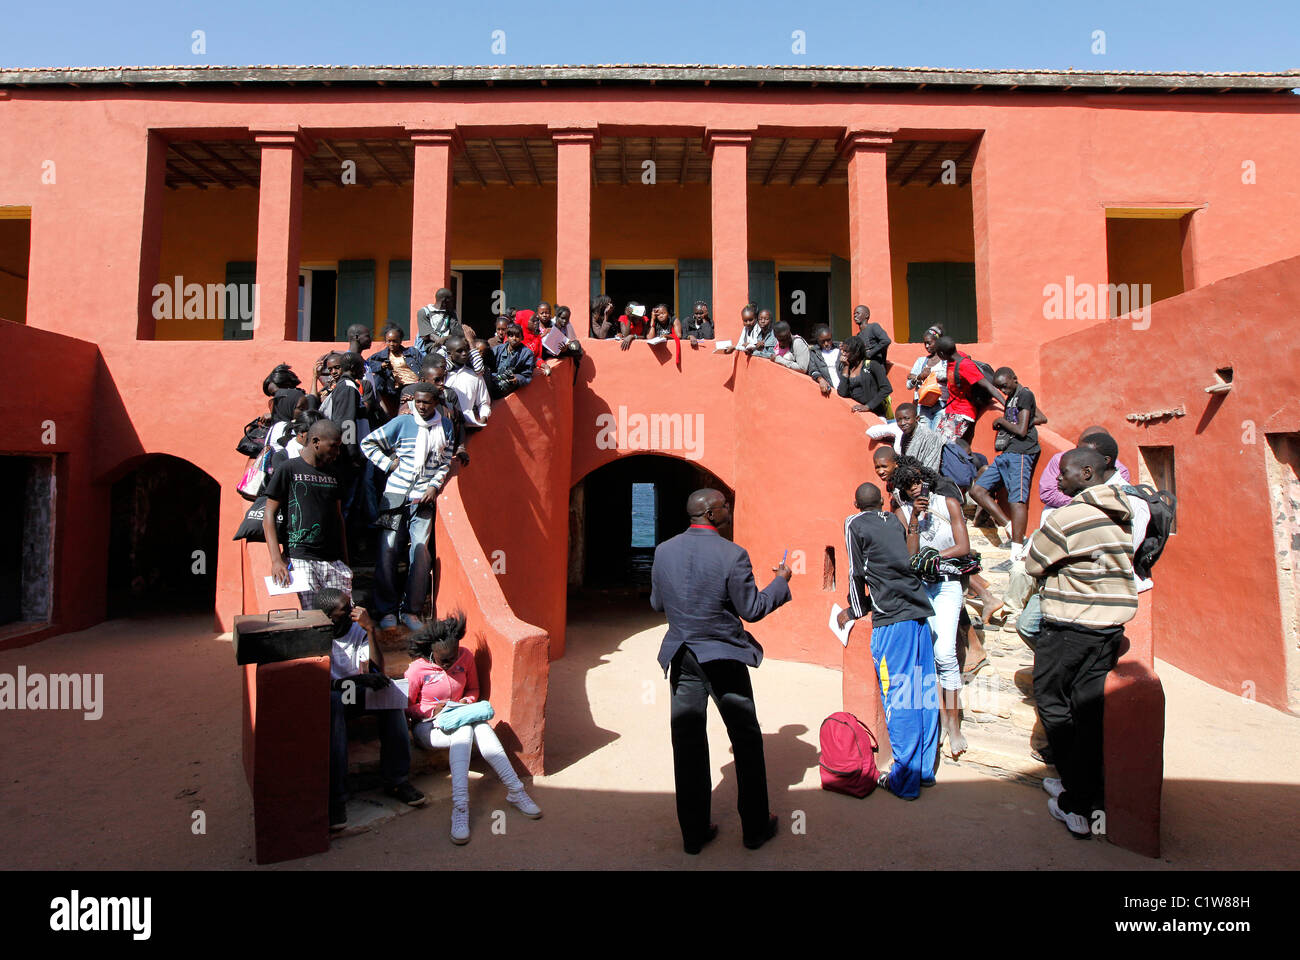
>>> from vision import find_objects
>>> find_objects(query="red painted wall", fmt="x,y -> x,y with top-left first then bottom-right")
1041,254 -> 1300,710
0,320 -> 114,647
433,476 -> 551,774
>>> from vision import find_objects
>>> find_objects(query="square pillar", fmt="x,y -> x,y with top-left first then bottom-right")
408,129 -> 461,322
845,131 -> 895,337
707,131 -> 753,332
136,132 -> 168,341
252,130 -> 313,342
553,128 -> 598,329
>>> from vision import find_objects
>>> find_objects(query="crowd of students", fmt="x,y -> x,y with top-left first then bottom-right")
239,290 -> 1150,847
837,332 -> 1154,842
242,287 -> 585,842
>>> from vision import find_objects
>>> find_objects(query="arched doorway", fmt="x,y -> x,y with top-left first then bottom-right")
568,453 -> 735,593
545,455 -> 734,773
106,455 -> 220,617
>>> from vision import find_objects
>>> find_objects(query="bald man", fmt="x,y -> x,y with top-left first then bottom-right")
650,488 -> 792,853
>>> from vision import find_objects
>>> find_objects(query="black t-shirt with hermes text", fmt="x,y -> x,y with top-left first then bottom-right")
262,456 -> 344,562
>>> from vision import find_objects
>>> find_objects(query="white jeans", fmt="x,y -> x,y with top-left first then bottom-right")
926,579 -> 964,691
412,720 -> 523,810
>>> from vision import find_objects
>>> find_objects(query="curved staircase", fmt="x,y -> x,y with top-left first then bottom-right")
950,521 -> 1057,787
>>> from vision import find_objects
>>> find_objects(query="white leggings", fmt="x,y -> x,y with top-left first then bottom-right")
412,720 -> 523,808
926,579 -> 964,691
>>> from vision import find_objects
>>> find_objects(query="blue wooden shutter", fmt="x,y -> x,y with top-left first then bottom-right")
590,259 -> 602,303
747,260 -> 775,314
336,259 -> 376,339
676,259 -> 711,320
223,261 -> 256,341
387,259 -> 412,336
502,259 -> 543,312
829,254 -> 852,341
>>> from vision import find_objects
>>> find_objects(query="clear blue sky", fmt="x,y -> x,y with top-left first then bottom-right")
2,0 -> 1296,72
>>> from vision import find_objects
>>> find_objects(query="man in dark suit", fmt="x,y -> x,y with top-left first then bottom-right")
650,489 -> 793,854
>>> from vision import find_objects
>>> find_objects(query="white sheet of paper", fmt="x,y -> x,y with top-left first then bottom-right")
713,340 -> 733,352
264,567 -> 310,596
645,336 -> 668,345
365,676 -> 409,711
542,326 -> 569,353
829,603 -> 855,648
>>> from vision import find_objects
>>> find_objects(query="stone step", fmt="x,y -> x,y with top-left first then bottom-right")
329,770 -> 446,840
346,729 -> 449,794
948,725 -> 1057,786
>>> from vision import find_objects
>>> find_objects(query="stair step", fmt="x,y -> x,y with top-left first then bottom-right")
374,624 -> 417,678
347,737 -> 448,790
950,726 -> 1057,786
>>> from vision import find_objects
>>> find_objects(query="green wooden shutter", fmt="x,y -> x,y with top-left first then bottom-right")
944,262 -> 978,343
677,259 -> 711,319
747,260 -> 775,314
829,254 -> 852,341
387,259 -> 412,336
906,263 -> 945,343
502,259 -> 543,312
223,261 -> 256,341
336,259 -> 376,339
590,259 -> 602,302
906,262 -> 977,343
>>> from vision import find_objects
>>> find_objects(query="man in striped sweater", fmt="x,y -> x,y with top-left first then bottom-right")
1023,447 -> 1138,839
360,382 -> 457,631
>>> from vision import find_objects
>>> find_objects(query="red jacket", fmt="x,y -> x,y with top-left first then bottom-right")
514,309 -> 544,361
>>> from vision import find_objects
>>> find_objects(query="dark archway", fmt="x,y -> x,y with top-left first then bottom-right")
568,453 -> 734,592
547,454 -> 733,774
106,455 -> 220,617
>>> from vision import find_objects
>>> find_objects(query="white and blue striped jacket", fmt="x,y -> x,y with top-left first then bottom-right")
360,413 -> 456,508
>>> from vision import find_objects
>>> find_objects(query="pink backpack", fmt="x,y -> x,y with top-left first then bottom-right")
819,711 -> 880,798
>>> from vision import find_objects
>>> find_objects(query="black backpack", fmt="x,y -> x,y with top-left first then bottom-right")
954,352 -> 1000,410
1122,484 -> 1177,579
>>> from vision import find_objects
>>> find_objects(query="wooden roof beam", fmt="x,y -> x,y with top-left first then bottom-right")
318,139 -> 371,187
886,141 -> 919,177
520,139 -> 542,185
186,139 -> 259,188
358,140 -> 402,186
763,138 -> 789,186
789,138 -> 820,185
926,140 -> 978,187
487,138 -> 515,187
461,144 -> 489,187
899,142 -> 946,186
165,161 -> 208,189
169,143 -> 235,189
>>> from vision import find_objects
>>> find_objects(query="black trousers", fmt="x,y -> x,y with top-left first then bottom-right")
1032,621 -> 1124,816
669,646 -> 770,845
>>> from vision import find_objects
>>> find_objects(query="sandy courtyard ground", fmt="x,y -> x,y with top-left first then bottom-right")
1,599 -> 1297,870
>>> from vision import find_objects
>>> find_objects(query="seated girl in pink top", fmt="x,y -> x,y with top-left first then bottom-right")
405,611 -> 542,845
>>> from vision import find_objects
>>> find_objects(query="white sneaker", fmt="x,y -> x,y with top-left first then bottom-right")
1048,796 -> 1090,838
507,788 -> 543,819
1041,776 -> 1064,799
450,804 -> 470,845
